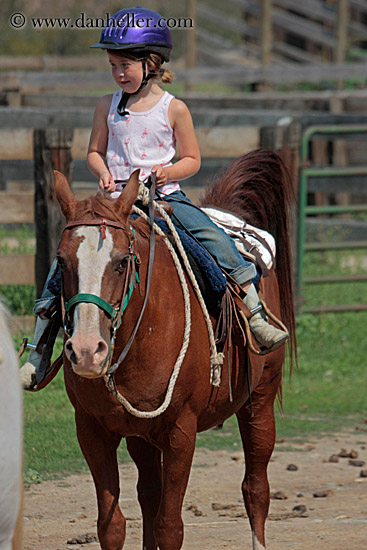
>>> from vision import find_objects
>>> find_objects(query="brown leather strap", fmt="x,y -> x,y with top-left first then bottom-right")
106,173 -> 157,375
36,302 -> 62,385
64,218 -> 129,232
32,354 -> 63,392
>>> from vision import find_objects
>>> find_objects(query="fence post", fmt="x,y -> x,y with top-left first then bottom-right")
260,0 -> 272,67
33,129 -> 73,297
336,0 -> 349,89
185,0 -> 197,91
260,120 -> 301,299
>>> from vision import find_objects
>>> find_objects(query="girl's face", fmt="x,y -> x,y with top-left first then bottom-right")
108,53 -> 143,93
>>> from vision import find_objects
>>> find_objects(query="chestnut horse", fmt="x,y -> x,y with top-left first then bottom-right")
54,148 -> 296,550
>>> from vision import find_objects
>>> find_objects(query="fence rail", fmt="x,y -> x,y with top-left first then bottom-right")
199,0 -> 367,67
1,60 -> 366,95
1,102 -> 367,313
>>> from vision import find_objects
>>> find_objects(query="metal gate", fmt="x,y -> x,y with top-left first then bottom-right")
297,124 -> 367,313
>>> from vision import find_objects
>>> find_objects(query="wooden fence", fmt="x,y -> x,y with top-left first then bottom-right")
0,1 -> 366,96
1,60 -> 367,98
0,102 -> 264,290
1,97 -> 367,314
198,0 -> 367,66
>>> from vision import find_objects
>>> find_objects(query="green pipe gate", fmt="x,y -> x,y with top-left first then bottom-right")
297,124 -> 367,313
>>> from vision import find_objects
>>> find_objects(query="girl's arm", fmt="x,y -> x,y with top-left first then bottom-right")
152,99 -> 201,186
87,95 -> 116,192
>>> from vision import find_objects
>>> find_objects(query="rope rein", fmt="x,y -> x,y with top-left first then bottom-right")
136,183 -> 224,383
103,183 -> 223,418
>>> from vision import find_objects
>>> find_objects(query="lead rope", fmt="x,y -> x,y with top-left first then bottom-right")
103,183 -> 223,419
136,183 -> 224,385
104,212 -> 191,418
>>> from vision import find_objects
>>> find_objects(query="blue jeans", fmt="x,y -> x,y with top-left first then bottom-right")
163,190 -> 257,286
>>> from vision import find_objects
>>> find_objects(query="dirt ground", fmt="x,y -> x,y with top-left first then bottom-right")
23,428 -> 367,550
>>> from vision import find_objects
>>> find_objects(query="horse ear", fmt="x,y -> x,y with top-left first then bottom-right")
53,170 -> 76,220
115,169 -> 140,219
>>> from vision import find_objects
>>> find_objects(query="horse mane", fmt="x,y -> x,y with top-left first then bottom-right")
200,148 -> 297,372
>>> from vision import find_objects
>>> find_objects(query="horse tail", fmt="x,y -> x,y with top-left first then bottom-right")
200,148 -> 297,369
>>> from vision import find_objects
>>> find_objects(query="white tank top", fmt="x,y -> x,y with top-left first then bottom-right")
107,90 -> 180,196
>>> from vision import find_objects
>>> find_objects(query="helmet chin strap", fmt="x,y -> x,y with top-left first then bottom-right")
117,60 -> 154,116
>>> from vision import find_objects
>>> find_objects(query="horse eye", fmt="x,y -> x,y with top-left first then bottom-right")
117,257 -> 129,273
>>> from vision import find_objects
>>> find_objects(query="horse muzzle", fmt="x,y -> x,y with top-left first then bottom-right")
64,334 -> 110,378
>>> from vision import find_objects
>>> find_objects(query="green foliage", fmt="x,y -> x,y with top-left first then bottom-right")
0,226 -> 36,314
0,285 -> 35,315
0,225 -> 35,254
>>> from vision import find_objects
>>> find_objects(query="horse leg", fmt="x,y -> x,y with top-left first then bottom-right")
126,436 -> 162,550
236,360 -> 282,550
154,412 -> 197,550
75,407 -> 125,550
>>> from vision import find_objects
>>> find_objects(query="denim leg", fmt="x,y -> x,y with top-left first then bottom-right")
163,191 -> 257,285
33,258 -> 59,314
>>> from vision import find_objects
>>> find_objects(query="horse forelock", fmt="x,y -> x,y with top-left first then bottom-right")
70,193 -> 123,223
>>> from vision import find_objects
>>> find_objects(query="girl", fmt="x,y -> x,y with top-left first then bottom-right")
19,6 -> 287,389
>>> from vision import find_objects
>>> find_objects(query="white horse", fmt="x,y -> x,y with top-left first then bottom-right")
0,302 -> 22,550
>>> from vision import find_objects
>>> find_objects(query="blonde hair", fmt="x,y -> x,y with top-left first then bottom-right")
107,49 -> 174,84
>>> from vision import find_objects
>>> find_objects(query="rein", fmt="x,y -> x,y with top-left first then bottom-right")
62,178 -> 225,419
62,176 -> 156,375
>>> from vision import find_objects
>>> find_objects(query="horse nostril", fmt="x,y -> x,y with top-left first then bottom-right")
65,340 -> 78,365
95,340 -> 108,357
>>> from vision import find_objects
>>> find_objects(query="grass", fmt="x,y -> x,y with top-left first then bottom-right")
19,337 -> 131,484
17,307 -> 367,481
3,226 -> 366,480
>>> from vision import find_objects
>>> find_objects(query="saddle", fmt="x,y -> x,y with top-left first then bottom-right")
20,203 -> 284,392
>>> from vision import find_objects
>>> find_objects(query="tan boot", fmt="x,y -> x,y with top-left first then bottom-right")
244,284 -> 288,352
19,316 -> 50,389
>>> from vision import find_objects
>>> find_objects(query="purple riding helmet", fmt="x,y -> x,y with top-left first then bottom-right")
91,6 -> 172,61
91,7 -> 172,114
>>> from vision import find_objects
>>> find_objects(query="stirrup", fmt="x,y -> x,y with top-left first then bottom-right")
241,300 -> 289,356
18,337 -> 43,358
18,303 -> 63,391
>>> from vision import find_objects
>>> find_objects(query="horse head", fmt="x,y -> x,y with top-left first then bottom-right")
54,170 -> 140,378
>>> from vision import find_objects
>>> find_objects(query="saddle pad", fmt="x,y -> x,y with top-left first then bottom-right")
200,207 -> 276,269
153,218 -> 227,299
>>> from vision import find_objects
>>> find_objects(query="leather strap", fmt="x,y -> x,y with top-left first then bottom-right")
64,218 -> 128,232
106,173 -> 157,374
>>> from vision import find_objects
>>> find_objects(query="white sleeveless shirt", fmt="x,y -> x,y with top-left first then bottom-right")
107,90 -> 180,196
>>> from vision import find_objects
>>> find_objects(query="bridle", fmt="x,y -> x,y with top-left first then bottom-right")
61,177 -> 156,376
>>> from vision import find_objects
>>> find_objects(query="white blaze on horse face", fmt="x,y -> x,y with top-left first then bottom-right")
74,226 -> 114,334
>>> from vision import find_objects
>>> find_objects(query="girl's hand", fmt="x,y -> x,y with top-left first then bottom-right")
151,165 -> 168,187
99,171 -> 116,193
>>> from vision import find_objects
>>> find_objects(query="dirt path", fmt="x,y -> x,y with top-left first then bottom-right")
23,429 -> 367,549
